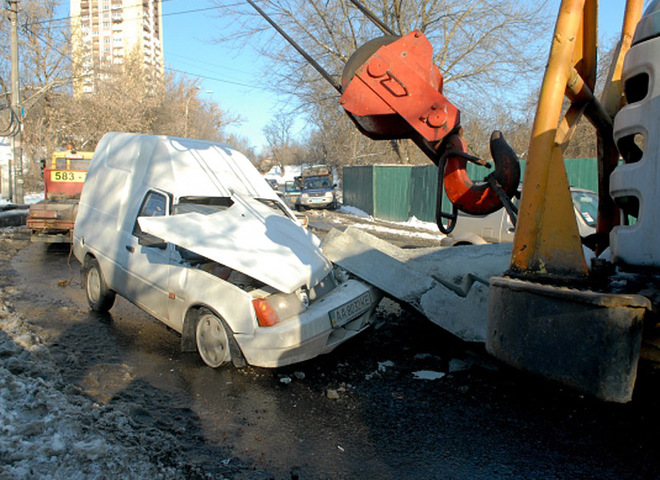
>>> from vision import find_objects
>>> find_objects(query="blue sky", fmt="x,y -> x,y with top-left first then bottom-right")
160,1 -> 643,151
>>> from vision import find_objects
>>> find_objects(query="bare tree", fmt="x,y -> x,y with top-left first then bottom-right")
213,0 -> 552,166
151,73 -> 241,143
263,112 -> 298,167
0,0 -> 72,172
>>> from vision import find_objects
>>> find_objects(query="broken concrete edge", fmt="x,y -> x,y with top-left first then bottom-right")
321,227 -> 436,304
486,276 -> 650,403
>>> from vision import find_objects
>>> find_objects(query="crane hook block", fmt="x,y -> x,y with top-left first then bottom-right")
340,31 -> 460,143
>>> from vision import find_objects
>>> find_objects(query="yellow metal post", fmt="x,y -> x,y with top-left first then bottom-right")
510,0 -> 597,278
487,0 -> 649,403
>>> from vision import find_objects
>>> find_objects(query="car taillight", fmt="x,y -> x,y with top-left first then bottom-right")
252,298 -> 280,327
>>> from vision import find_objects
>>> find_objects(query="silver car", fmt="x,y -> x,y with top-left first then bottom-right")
441,187 -> 598,246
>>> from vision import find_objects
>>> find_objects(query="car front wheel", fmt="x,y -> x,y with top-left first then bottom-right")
196,309 -> 231,368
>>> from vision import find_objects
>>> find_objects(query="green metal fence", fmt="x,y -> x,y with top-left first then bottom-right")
342,165 -> 374,215
343,157 -> 598,223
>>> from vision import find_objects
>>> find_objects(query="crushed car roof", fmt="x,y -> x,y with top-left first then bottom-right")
139,192 -> 332,294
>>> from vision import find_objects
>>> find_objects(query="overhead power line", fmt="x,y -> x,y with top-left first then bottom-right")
24,0 -> 222,27
27,22 -> 257,92
165,67 -> 256,89
24,0 -> 174,26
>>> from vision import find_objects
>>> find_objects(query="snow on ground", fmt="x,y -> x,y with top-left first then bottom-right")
337,205 -> 444,240
338,205 -> 371,219
0,297 -> 204,480
403,215 -> 440,232
0,196 -> 442,479
263,165 -> 303,187
0,192 -> 43,206
350,221 -> 443,241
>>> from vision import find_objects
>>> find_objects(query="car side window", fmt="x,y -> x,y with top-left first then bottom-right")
133,190 -> 168,237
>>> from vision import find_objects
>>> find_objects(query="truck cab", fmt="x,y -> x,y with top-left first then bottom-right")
298,165 -> 337,210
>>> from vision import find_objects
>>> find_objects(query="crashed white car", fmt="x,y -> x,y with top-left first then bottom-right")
73,133 -> 381,368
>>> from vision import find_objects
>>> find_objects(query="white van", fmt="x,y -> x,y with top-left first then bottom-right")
73,133 -> 381,368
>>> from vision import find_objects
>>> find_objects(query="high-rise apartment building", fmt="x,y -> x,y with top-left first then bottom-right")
70,0 -> 163,94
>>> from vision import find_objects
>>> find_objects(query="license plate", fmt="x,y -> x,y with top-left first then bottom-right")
329,291 -> 372,328
50,170 -> 87,183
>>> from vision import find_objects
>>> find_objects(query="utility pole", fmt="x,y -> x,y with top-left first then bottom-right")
8,0 -> 23,204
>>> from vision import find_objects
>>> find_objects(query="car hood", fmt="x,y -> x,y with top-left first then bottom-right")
138,193 -> 332,294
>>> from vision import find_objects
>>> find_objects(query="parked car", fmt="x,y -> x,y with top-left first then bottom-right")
282,180 -> 302,210
441,187 -> 598,246
265,178 -> 279,190
298,166 -> 338,210
73,133 -> 381,368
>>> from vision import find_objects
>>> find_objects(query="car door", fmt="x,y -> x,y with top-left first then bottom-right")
120,189 -> 173,322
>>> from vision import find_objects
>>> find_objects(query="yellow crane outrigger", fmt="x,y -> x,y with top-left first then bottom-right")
487,0 -> 650,402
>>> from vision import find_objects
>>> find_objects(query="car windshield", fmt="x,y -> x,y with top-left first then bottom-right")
571,190 -> 598,227
304,176 -> 332,189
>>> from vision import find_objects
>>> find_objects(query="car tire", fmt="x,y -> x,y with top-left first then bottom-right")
196,309 -> 231,368
84,258 -> 116,312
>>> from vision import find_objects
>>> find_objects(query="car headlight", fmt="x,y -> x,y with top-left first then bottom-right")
253,290 -> 307,326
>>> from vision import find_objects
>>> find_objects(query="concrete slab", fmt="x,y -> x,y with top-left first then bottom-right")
321,227 -> 512,342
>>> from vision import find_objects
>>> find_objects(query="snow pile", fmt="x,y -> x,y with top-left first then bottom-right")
263,164 -> 303,187
0,299 -> 202,480
338,205 -> 371,219
403,215 -> 440,231
351,221 -> 443,241
337,206 -> 443,240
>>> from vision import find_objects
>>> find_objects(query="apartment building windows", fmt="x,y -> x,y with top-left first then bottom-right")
71,0 -> 163,95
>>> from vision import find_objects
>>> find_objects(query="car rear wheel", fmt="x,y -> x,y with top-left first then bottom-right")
196,309 -> 231,368
84,258 -> 116,312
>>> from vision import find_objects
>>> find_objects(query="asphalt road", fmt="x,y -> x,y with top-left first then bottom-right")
3,224 -> 660,479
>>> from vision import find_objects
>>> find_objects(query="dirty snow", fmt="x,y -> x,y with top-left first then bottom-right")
338,205 -> 372,219
338,206 -> 439,231
0,297 -> 204,480
377,360 -> 395,372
